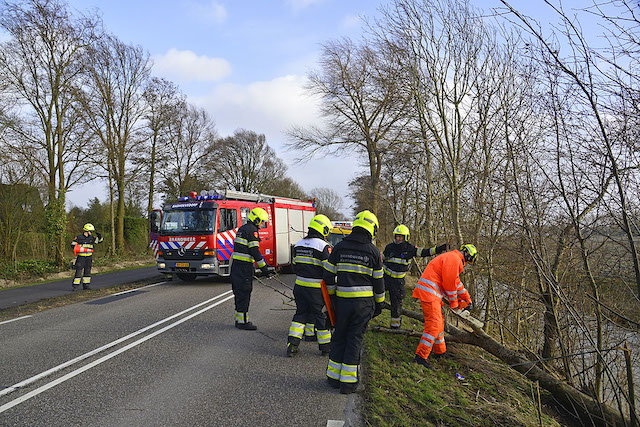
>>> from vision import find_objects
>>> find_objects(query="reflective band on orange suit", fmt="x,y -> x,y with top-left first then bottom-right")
416,299 -> 446,359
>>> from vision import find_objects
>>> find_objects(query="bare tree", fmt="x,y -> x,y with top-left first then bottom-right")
81,33 -> 151,251
205,129 -> 288,194
0,0 -> 98,266
287,37 -> 410,214
309,187 -> 344,220
159,104 -> 215,200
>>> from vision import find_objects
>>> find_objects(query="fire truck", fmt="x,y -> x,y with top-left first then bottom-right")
150,190 -> 316,281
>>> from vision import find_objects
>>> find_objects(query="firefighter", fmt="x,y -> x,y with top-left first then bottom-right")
230,207 -> 273,330
323,210 -> 385,394
412,244 -> 477,369
287,214 -> 333,357
382,225 -> 448,329
71,223 -> 103,291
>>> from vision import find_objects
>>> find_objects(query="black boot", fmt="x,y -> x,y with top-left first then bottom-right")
413,355 -> 434,369
327,377 -> 340,389
286,343 -> 299,357
340,383 -> 358,394
235,322 -> 257,330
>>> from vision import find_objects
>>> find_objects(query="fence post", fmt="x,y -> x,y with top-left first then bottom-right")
624,340 -> 638,427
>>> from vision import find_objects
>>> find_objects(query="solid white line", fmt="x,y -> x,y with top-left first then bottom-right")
0,289 -> 232,398
0,294 -> 235,414
326,421 -> 345,427
0,315 -> 32,326
110,281 -> 165,296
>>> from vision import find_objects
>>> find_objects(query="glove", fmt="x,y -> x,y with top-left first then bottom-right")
373,302 -> 383,318
261,266 -> 275,277
435,243 -> 448,254
95,232 -> 102,239
458,299 -> 470,309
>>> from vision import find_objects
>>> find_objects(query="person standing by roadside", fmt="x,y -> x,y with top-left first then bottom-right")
71,223 -> 103,291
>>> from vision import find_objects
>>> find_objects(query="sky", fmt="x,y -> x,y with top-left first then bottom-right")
54,0 -> 596,214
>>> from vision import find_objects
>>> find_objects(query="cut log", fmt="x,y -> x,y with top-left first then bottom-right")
379,305 -> 630,427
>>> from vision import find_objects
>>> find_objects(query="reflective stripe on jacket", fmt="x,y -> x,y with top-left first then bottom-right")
322,228 -> 384,303
412,250 -> 467,308
382,241 -> 434,278
293,233 -> 331,288
231,222 -> 266,268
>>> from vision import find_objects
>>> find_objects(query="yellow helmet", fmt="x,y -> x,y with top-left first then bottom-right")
393,224 -> 410,240
353,210 -> 379,238
460,244 -> 478,264
83,223 -> 95,232
248,207 -> 269,225
309,214 -> 332,237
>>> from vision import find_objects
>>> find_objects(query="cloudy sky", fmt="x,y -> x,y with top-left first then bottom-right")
60,0 -> 587,213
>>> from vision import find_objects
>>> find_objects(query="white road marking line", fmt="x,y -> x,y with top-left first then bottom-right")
0,289 -> 232,398
110,281 -> 165,296
327,421 -> 345,427
0,315 -> 32,326
0,293 -> 234,414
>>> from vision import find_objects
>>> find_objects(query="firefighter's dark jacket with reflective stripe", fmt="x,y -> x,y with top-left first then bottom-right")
323,228 -> 384,302
72,233 -> 103,256
231,222 -> 266,268
293,229 -> 330,288
382,241 -> 434,279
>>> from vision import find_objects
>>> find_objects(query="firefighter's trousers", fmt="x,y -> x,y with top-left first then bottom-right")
230,261 -> 254,323
326,297 -> 373,390
415,299 -> 446,360
288,285 -> 330,352
384,274 -> 405,328
73,256 -> 93,288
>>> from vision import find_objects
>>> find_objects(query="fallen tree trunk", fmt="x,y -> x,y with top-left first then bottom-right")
386,305 -> 630,427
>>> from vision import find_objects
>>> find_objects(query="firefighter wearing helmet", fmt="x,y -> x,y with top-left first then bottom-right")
230,207 -> 273,330
287,214 -> 333,357
382,225 -> 449,329
323,210 -> 385,394
412,244 -> 477,369
71,223 -> 103,291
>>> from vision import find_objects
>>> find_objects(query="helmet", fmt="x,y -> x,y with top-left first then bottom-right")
309,214 -> 332,237
393,224 -> 410,240
83,223 -> 95,232
248,207 -> 269,225
353,210 -> 379,238
460,244 -> 478,264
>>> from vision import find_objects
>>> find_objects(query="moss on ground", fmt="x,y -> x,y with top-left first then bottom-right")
362,292 -> 570,426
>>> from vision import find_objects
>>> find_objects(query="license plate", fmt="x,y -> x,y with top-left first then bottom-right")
175,262 -> 189,268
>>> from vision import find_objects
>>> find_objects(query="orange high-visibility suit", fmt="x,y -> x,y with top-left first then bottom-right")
412,250 -> 471,360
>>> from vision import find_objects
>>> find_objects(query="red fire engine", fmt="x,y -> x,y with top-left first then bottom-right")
150,190 -> 316,281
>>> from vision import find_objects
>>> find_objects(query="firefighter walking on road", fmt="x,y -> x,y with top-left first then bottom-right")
383,225 -> 448,329
287,214 -> 333,357
231,207 -> 273,330
412,244 -> 477,369
71,223 -> 103,291
323,210 -> 385,394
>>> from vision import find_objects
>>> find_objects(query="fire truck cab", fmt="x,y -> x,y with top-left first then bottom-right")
150,190 -> 316,281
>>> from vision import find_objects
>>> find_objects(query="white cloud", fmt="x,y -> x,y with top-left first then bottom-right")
190,74 -> 362,210
152,48 -> 232,82
341,14 -> 361,30
189,1 -> 228,24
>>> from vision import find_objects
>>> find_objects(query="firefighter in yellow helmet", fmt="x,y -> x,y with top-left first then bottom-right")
71,223 -> 103,291
287,214 -> 333,357
323,210 -> 384,394
382,224 -> 448,329
230,207 -> 273,330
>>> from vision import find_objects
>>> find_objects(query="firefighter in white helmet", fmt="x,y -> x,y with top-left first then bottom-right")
287,214 -> 333,357
71,223 -> 103,291
382,225 -> 448,329
230,207 -> 273,330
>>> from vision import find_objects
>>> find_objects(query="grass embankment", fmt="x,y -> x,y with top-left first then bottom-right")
363,294 -> 569,426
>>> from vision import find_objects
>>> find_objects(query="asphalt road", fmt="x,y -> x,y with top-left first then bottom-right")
0,266 -> 163,310
0,273 -> 357,426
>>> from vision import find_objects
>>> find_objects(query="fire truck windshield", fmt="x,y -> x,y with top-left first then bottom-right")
160,208 -> 217,235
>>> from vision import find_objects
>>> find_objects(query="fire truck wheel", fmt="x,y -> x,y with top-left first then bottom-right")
176,273 -> 198,282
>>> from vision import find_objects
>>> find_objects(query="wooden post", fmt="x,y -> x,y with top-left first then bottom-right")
624,341 -> 638,427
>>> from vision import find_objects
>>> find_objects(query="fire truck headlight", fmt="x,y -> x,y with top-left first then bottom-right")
158,263 -> 166,269
201,264 -> 211,270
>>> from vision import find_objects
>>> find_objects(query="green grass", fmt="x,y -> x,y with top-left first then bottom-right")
362,292 -> 568,426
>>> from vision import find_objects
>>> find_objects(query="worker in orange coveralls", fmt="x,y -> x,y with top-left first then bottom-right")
412,244 -> 477,369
